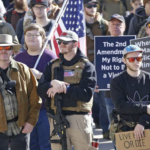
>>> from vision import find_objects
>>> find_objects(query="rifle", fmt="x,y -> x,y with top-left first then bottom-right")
0,67 -> 16,95
47,94 -> 70,150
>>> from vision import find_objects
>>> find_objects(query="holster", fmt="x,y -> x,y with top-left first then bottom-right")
109,109 -> 137,143
109,109 -> 123,142
109,118 -> 123,142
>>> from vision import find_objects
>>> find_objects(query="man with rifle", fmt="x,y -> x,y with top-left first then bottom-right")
37,30 -> 97,150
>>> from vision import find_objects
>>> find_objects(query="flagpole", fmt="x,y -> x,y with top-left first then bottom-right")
34,0 -> 69,69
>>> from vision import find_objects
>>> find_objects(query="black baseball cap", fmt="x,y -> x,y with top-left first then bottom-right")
109,14 -> 125,23
84,0 -> 98,4
30,0 -> 48,8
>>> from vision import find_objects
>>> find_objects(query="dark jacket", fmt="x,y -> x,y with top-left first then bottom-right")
124,13 -> 134,35
16,18 -> 24,44
37,49 -> 97,115
110,71 -> 150,128
128,6 -> 148,35
4,8 -> 26,31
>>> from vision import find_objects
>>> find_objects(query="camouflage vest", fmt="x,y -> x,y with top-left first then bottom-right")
137,24 -> 148,39
51,58 -> 93,113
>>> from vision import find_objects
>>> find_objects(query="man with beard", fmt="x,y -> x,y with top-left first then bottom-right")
4,0 -> 28,31
37,30 -> 97,150
0,34 -> 41,150
110,45 -> 150,143
84,0 -> 110,139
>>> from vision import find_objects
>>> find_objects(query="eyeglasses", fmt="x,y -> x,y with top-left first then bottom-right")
33,6 -> 46,11
58,40 -> 71,45
26,34 -> 40,38
0,46 -> 12,51
86,4 -> 97,9
127,57 -> 143,63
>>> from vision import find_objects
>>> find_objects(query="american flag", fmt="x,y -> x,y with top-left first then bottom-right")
51,0 -> 86,57
64,70 -> 75,77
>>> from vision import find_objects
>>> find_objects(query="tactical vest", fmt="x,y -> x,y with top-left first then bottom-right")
137,24 -> 148,38
51,58 -> 93,113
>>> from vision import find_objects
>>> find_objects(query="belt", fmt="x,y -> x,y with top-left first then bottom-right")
125,121 -> 137,128
7,116 -> 18,123
121,119 -> 137,128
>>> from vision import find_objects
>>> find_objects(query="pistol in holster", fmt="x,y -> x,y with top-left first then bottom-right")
109,109 -> 123,142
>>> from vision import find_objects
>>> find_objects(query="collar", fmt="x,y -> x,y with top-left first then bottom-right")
10,59 -> 19,71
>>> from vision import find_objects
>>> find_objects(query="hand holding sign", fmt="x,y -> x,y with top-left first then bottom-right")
115,129 -> 150,150
94,86 -> 99,93
134,124 -> 145,140
147,105 -> 150,115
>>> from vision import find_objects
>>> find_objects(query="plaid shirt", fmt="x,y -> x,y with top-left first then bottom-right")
0,67 -> 21,136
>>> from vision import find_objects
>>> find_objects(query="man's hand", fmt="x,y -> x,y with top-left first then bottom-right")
30,68 -> 42,79
47,87 -> 58,98
134,124 -> 144,140
147,105 -> 150,115
50,80 -> 69,94
94,85 -> 99,93
22,122 -> 34,133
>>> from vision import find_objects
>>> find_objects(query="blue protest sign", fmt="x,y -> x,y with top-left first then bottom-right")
95,36 -> 135,90
130,36 -> 150,72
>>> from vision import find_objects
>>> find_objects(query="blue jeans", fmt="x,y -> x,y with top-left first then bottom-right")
94,92 -> 109,133
30,109 -> 51,150
0,132 -> 30,150
105,98 -> 114,124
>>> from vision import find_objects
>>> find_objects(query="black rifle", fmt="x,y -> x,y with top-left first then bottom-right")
0,67 -> 16,95
47,94 -> 70,150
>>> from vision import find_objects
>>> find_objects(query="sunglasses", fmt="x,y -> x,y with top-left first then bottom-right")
148,24 -> 150,28
58,40 -> 71,45
127,57 -> 142,63
0,46 -> 12,51
86,4 -> 97,9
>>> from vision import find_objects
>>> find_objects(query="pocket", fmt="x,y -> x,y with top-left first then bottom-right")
84,115 -> 92,134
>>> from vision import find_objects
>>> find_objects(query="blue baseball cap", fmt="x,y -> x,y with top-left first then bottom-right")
122,45 -> 143,56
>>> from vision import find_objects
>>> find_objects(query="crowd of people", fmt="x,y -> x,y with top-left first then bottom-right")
0,0 -> 150,150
